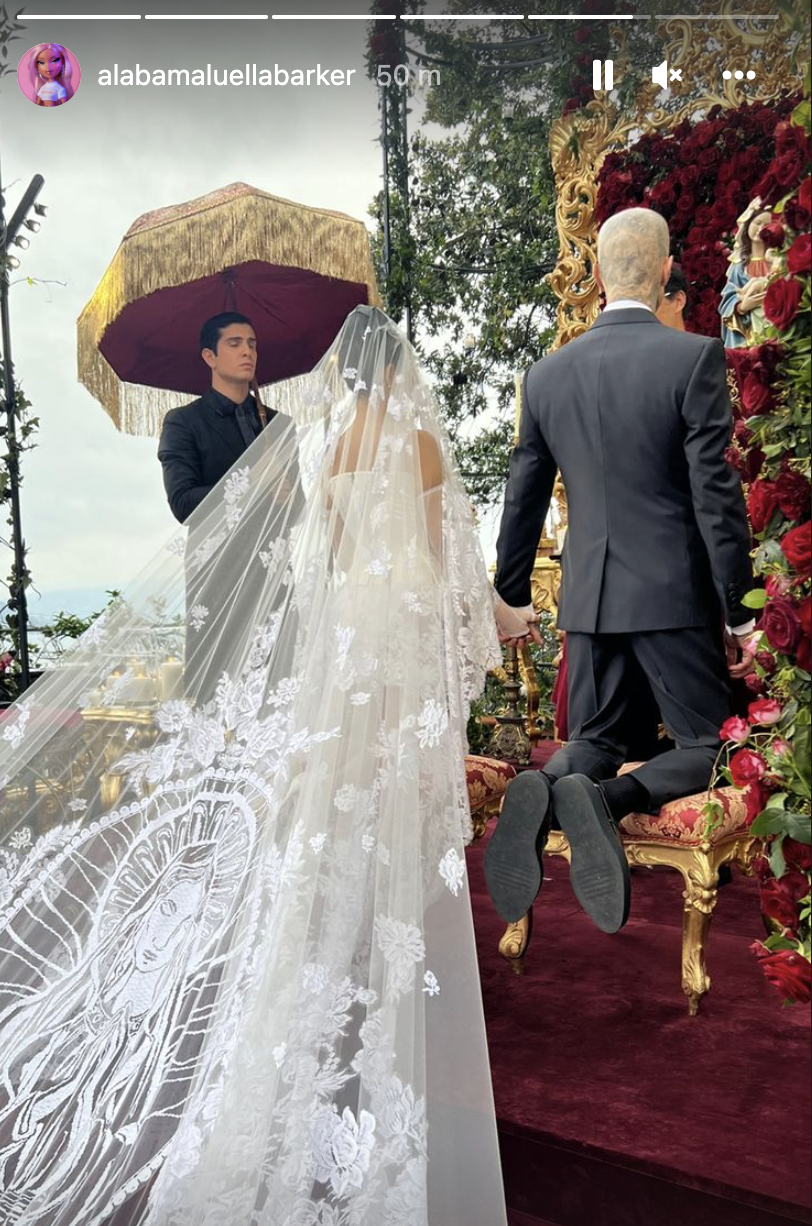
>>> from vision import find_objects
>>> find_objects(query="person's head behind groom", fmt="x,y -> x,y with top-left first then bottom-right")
595,207 -> 672,313
656,262 -> 689,331
200,312 -> 258,404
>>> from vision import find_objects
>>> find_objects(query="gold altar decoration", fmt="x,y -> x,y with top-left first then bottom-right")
548,0 -> 804,348
77,182 -> 381,435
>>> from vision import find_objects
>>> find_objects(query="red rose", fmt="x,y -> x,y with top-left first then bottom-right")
747,697 -> 783,725
744,779 -> 771,825
729,748 -> 768,787
726,445 -> 744,473
781,522 -> 811,576
742,447 -> 766,484
697,147 -> 722,172
759,221 -> 785,250
800,177 -> 812,211
744,672 -> 766,694
799,595 -> 811,639
798,638 -> 811,672
761,597 -> 802,653
755,650 -> 777,676
753,946 -> 812,1004
721,715 -> 751,743
742,372 -> 773,417
747,480 -> 778,533
775,469 -> 811,522
764,277 -> 803,332
733,420 -> 753,446
787,233 -> 811,275
784,195 -> 812,234
760,870 -> 810,932
784,839 -> 812,873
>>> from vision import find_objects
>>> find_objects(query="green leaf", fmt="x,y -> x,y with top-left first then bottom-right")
769,835 -> 787,880
794,725 -> 811,790
749,812 -> 812,843
742,589 -> 768,610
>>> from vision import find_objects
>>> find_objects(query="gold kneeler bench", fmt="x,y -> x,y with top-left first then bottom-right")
485,767 -> 760,1016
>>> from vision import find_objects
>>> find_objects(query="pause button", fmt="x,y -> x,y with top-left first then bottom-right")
593,59 -> 614,90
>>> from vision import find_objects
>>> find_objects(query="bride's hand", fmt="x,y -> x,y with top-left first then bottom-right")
494,597 -> 542,647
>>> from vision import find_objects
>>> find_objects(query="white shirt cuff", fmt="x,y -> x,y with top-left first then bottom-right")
727,619 -> 756,636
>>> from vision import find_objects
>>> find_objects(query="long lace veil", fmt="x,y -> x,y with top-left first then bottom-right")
0,306 -> 505,1226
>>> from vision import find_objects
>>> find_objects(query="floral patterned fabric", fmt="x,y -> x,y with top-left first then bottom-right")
464,755 -> 516,815
620,787 -> 749,845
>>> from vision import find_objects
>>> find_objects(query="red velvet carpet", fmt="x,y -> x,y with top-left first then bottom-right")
468,834 -> 811,1226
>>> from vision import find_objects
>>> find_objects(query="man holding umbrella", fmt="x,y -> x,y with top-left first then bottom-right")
158,312 -> 272,522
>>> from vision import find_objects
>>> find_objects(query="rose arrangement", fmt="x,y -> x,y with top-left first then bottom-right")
595,96 -> 800,336
710,87 -> 811,1005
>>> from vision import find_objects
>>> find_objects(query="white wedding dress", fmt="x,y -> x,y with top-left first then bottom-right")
0,308 -> 507,1225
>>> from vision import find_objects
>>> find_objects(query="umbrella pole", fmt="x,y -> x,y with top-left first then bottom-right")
251,377 -> 268,429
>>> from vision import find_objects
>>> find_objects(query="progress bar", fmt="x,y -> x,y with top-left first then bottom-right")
22,12 -> 142,17
145,12 -> 269,18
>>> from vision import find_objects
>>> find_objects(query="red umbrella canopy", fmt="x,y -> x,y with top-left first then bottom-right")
99,260 -> 372,396
78,183 -> 381,435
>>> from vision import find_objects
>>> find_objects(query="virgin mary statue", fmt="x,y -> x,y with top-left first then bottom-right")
0,307 -> 507,1226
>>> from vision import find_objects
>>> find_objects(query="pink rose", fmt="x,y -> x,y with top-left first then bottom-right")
747,698 -> 783,726
729,749 -> 768,787
720,716 -> 751,743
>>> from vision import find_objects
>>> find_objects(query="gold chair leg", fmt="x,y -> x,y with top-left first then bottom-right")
679,852 -> 722,1017
498,910 -> 533,976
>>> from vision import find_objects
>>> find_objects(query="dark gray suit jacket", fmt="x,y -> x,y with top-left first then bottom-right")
494,309 -> 753,633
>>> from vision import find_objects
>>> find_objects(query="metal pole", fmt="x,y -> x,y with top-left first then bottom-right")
380,81 -> 392,291
400,81 -> 414,344
0,170 -> 43,691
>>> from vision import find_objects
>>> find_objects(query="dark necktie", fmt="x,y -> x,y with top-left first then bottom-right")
235,398 -> 260,450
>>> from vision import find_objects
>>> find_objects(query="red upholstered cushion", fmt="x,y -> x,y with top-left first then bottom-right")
620,786 -> 749,844
465,755 -> 517,813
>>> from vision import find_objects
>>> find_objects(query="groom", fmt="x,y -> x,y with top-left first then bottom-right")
486,207 -> 754,935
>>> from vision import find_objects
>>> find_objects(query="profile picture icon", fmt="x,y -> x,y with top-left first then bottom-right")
17,43 -> 80,107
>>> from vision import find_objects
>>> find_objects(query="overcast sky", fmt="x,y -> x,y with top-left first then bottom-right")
3,2 -> 411,615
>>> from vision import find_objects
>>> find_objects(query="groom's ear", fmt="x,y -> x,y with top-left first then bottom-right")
201,347 -> 216,371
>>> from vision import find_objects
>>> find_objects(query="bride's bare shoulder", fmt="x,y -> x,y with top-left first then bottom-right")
415,430 -> 443,492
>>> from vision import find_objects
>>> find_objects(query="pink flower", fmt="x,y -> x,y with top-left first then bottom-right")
747,698 -> 783,726
729,749 -> 768,787
771,738 -> 790,757
720,716 -> 751,743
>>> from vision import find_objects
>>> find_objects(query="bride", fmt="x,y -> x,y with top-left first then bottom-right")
0,307 -> 507,1226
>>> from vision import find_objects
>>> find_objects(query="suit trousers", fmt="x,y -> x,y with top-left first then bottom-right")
543,626 -> 732,811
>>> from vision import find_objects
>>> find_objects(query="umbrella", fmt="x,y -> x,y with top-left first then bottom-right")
77,182 -> 382,436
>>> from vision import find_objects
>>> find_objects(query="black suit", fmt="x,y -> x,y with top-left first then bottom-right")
495,308 -> 753,809
158,388 -> 275,524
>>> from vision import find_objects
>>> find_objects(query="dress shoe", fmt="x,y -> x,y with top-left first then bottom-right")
552,774 -> 631,934
484,772 -> 551,923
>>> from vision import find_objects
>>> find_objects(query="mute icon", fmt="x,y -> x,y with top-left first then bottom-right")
652,60 -> 682,87
652,60 -> 668,88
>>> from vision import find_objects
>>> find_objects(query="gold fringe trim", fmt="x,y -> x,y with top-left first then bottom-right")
77,182 -> 382,436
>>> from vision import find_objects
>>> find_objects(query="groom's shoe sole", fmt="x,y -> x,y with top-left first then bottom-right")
553,774 -> 631,934
484,772 -> 551,924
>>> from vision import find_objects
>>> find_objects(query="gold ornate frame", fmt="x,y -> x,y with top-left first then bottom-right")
548,1 -> 804,348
